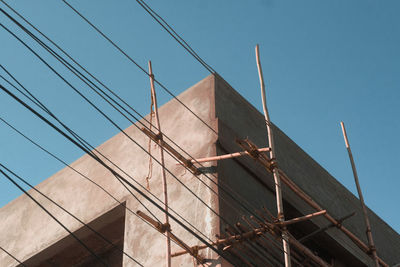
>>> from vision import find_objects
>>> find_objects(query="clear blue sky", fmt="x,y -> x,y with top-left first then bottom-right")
1,0 -> 399,235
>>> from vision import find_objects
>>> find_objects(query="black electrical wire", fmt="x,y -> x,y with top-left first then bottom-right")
2,52 -> 283,267
0,65 -> 212,248
0,65 -> 214,248
0,2 -> 276,239
2,49 -> 284,266
0,168 -> 108,267
0,67 -> 161,228
0,73 -> 161,227
0,65 -> 101,163
1,27 -> 281,267
3,5 -> 288,264
60,0 -> 218,135
0,83 -> 236,265
0,115 -> 201,260
0,21 -> 234,235
0,246 -> 26,266
0,6 -> 267,231
0,71 -> 212,251
135,0 -> 216,73
0,163 -> 144,267
0,12 -> 289,262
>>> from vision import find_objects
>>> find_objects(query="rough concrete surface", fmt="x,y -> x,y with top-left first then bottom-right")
1,74 -> 399,266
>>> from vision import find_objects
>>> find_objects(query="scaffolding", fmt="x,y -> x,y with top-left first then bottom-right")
137,48 -> 388,266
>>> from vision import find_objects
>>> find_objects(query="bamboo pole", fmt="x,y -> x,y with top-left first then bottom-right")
278,210 -> 327,227
148,61 -> 171,267
299,212 -> 355,243
277,169 -> 388,266
234,137 -> 388,266
288,234 -> 330,267
137,211 -> 204,264
188,147 -> 271,164
255,44 -> 291,267
171,215 -> 331,267
277,168 -> 388,266
340,122 -> 380,267
141,128 -> 200,175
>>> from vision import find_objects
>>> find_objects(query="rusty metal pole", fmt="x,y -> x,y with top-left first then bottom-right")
340,121 -> 379,267
255,44 -> 291,267
148,61 -> 171,267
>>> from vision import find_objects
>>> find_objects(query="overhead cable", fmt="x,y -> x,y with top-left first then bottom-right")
135,0 -> 216,73
0,246 -> 25,266
1,12 -> 287,262
0,82 -> 236,265
0,2 -> 269,234
59,0 -> 217,135
0,8 -> 264,231
0,64 -> 210,245
0,20 -> 232,234
0,4 -> 288,264
0,115 -> 200,258
0,163 -> 144,266
0,167 -> 108,267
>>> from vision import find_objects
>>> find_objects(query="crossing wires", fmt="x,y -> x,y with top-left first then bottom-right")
134,0 -> 216,74
0,4 -> 290,264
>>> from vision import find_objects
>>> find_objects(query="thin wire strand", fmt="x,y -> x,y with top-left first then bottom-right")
0,67 -> 212,244
0,6 -> 268,231
6,28 -> 281,265
135,0 -> 215,73
0,4 -> 290,262
0,12 -> 289,261
0,20 -> 234,236
0,168 -> 108,267
0,83 -> 236,265
0,115 -> 195,259
0,65 -> 160,225
0,163 -> 144,266
0,246 -> 26,266
0,2 -> 271,235
59,0 -> 217,135
1,24 -> 270,263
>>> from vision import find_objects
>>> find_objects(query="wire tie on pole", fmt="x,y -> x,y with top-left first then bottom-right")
155,132 -> 163,141
368,245 -> 377,254
159,222 -> 171,233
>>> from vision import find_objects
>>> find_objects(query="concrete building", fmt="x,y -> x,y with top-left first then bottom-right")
1,74 -> 399,266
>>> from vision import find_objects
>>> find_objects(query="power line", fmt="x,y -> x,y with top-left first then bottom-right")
0,65 -> 101,163
0,65 -> 213,245
0,82 -> 236,265
0,246 -> 26,266
0,2 -> 271,237
0,64 -> 161,224
0,20 -> 233,235
0,163 -> 144,266
135,0 -> 216,73
0,6 -> 266,231
59,0 -> 218,135
0,5 -> 287,263
1,57 -> 282,266
0,63 -> 276,264
0,115 -> 207,261
0,167 -> 108,267
0,11 -> 288,262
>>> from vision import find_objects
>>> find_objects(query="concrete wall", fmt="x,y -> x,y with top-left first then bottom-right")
1,73 -> 399,266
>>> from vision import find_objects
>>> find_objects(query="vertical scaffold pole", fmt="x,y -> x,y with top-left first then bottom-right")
255,44 -> 291,267
148,61 -> 171,267
340,121 -> 379,267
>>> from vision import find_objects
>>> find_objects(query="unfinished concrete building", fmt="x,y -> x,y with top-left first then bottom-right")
1,74 -> 399,266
